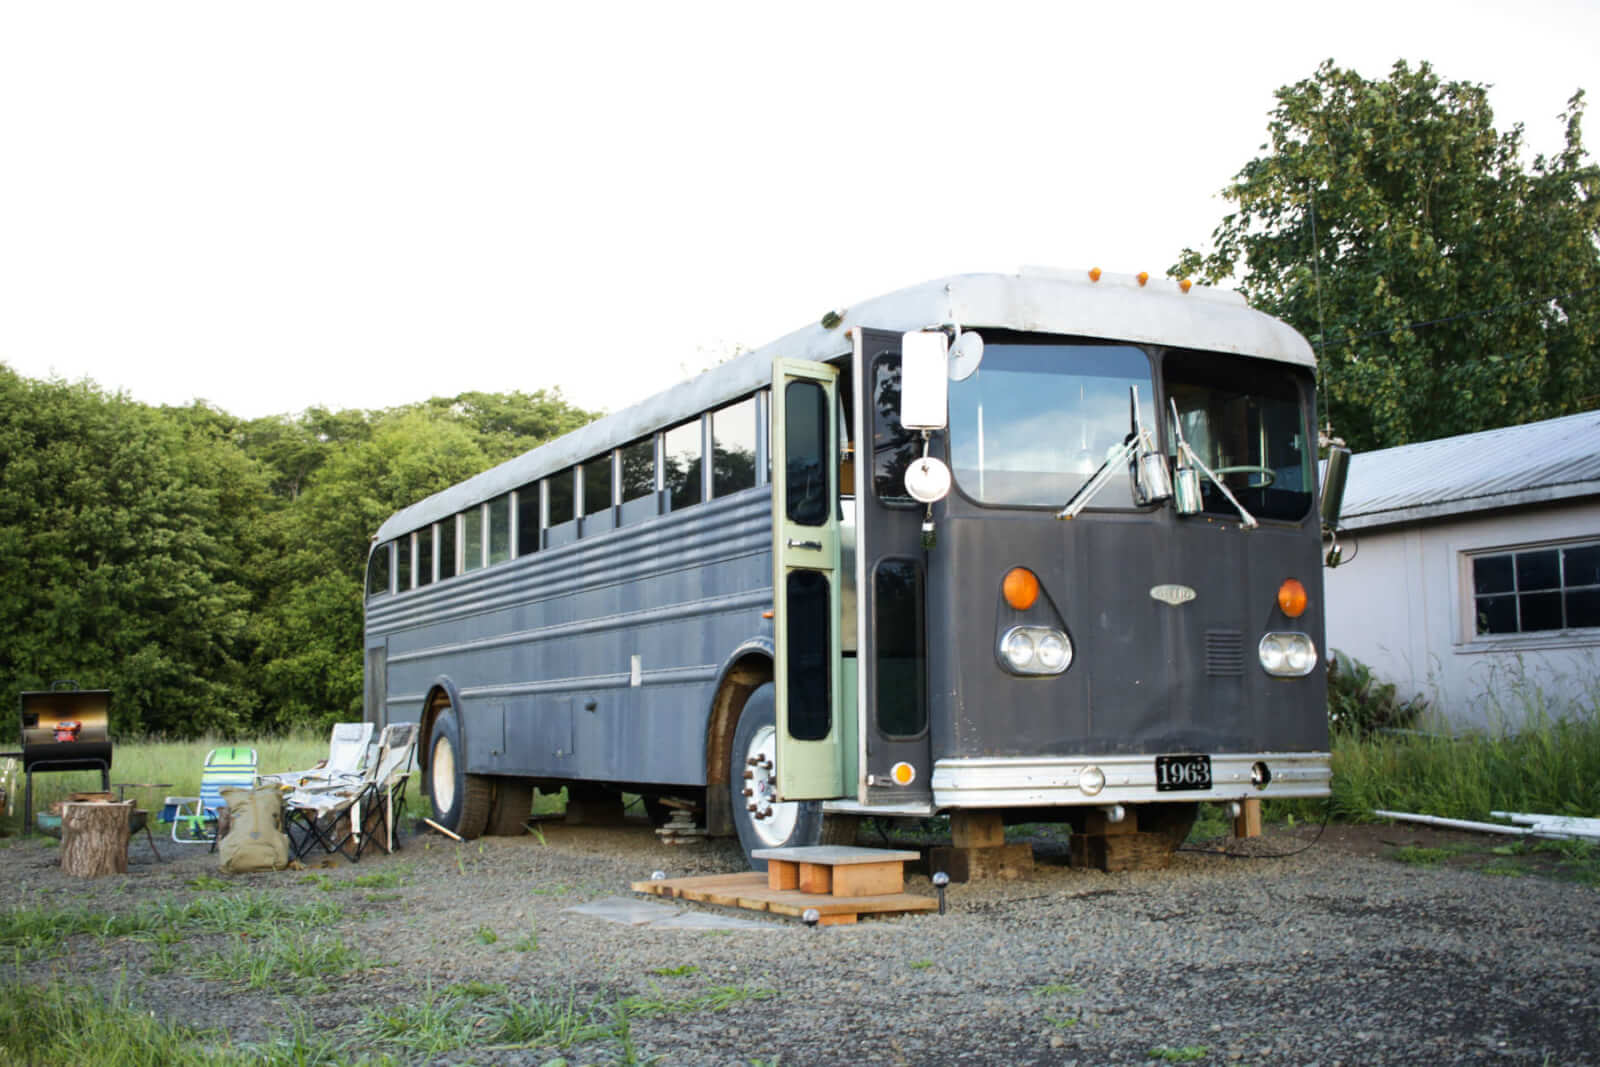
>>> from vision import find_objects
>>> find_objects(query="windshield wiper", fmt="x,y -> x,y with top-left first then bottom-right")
1169,398 -> 1257,529
1057,385 -> 1169,520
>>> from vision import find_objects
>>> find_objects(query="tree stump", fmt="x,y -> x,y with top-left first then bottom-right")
61,801 -> 132,878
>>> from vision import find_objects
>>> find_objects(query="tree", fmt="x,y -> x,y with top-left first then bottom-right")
1173,60 -> 1600,451
0,372 -> 269,736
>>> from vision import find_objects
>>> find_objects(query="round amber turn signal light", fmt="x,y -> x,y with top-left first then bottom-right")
1003,567 -> 1041,611
1277,578 -> 1308,618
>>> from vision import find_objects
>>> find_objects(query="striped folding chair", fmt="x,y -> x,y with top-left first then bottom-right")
169,747 -> 257,848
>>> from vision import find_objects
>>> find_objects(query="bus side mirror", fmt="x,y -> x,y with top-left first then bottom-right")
1320,445 -> 1350,529
899,331 -> 948,431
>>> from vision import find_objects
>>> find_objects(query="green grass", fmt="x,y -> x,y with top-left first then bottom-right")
1270,697 -> 1600,827
1148,1046 -> 1208,1062
0,893 -> 343,962
195,928 -> 369,992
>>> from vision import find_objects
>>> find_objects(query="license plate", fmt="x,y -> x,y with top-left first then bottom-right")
1155,754 -> 1213,792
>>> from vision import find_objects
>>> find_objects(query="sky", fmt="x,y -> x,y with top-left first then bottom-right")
2,0 -> 1596,422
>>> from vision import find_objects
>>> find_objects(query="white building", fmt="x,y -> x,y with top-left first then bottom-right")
1323,410 -> 1600,731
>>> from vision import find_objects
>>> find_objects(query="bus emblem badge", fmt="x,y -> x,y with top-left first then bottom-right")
1150,584 -> 1196,606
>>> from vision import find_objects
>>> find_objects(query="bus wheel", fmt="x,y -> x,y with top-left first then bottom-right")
729,682 -> 821,870
428,707 -> 491,839
485,778 -> 533,836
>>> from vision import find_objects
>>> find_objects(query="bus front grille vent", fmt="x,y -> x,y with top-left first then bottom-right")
1204,630 -> 1244,677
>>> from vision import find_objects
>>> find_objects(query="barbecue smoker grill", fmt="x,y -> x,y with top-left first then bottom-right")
13,681 -> 112,834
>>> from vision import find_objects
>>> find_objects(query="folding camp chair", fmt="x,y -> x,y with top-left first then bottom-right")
258,722 -> 373,791
169,746 -> 257,847
283,723 -> 417,862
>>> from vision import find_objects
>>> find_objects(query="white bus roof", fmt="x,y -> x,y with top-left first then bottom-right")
375,268 -> 1314,543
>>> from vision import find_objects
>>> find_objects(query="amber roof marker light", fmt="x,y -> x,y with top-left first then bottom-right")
1003,567 -> 1041,611
1277,578 -> 1308,618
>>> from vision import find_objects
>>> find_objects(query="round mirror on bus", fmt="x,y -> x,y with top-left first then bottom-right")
905,456 -> 952,503
948,330 -> 984,381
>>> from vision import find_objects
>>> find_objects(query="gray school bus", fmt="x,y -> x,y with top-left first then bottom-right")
363,268 -> 1335,864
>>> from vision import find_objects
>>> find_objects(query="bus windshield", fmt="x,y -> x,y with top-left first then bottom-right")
948,340 -> 1156,508
1164,349 -> 1313,522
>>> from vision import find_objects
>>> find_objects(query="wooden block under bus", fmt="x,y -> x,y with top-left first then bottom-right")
949,810 -> 1006,849
766,859 -> 799,892
929,843 -> 1034,883
1233,797 -> 1263,838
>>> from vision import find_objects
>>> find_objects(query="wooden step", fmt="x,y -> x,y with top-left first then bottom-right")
750,845 -> 921,897
633,871 -> 936,926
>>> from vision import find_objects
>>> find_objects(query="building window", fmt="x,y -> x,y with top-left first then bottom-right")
1472,541 -> 1600,636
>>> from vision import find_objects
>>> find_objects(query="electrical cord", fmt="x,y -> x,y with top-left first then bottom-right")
1179,793 -> 1335,860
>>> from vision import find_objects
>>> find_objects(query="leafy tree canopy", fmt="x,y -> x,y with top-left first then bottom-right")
1173,60 -> 1600,451
0,367 -> 598,737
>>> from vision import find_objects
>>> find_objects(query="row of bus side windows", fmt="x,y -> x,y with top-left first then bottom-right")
367,392 -> 765,598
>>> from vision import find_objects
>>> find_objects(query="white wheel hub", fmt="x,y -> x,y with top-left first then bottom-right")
431,734 -> 457,815
742,723 -> 798,847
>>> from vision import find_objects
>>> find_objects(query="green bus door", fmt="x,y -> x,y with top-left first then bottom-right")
771,358 -> 845,800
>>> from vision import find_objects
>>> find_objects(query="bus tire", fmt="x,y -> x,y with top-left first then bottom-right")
427,707 -> 491,839
729,682 -> 822,870
485,778 -> 533,836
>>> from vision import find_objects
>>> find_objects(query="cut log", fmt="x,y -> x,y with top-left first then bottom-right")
61,801 -> 133,878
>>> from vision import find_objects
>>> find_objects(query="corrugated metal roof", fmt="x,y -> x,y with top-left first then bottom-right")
1336,409 -> 1600,531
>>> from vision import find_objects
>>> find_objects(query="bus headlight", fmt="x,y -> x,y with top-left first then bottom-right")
1259,632 -> 1318,677
999,626 -> 1072,675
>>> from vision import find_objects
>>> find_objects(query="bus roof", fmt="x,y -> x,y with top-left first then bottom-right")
374,268 -> 1314,543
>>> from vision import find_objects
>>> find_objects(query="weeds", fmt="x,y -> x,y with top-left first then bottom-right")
195,928 -> 368,991
1148,1046 -> 1208,1063
472,924 -> 498,945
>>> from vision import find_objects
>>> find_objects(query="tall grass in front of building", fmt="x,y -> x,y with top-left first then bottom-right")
1275,669 -> 1600,824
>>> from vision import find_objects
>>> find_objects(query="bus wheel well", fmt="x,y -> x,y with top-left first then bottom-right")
704,653 -> 771,837
418,686 -> 455,777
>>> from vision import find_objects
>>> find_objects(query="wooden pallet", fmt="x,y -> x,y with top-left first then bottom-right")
632,871 -> 937,926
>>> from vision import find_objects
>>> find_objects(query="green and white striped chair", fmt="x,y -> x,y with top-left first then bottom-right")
169,746 -> 257,847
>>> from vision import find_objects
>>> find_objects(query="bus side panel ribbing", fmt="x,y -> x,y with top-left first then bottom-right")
367,488 -> 774,787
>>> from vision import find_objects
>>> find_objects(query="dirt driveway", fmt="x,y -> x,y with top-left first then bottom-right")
3,816 -> 1597,1065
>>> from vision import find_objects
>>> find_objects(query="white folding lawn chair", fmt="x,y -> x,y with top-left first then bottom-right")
282,722 -> 417,862
258,722 -> 374,792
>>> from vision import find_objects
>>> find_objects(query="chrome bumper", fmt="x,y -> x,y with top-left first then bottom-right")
930,752 -> 1331,809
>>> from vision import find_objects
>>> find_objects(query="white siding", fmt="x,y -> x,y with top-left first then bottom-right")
1325,501 -> 1600,731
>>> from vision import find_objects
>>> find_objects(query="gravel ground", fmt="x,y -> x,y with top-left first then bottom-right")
4,814 -> 1598,1066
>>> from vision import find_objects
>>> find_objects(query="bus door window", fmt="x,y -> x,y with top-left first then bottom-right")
662,418 -> 703,512
712,396 -> 758,498
870,353 -> 918,507
783,377 -> 834,742
873,558 -> 927,738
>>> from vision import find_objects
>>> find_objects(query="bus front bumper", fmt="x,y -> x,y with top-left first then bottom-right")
929,752 -> 1331,809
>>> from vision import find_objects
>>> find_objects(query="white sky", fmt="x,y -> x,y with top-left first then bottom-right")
1,0 -> 1595,421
